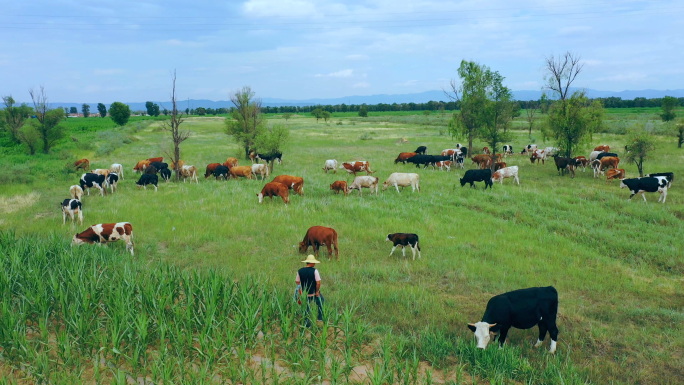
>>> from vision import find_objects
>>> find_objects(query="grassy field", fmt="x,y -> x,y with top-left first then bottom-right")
0,112 -> 683,384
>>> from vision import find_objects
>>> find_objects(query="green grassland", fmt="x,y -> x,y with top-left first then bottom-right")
0,112 -> 683,384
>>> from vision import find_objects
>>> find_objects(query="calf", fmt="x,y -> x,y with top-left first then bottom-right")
257,182 -> 289,204
230,165 -> 254,179
74,158 -> 90,171
394,153 -> 417,164
414,145 -> 427,154
110,163 -> 124,180
252,163 -> 270,180
502,145 -> 513,156
323,159 -> 338,172
214,165 -> 230,180
79,173 -> 106,197
106,172 -> 119,193
272,175 -> 304,195
61,199 -> 83,225
181,165 -> 199,183
386,233 -> 421,260
646,172 -> 674,188
160,168 -> 171,182
426,155 -> 451,169
330,181 -> 348,196
492,166 -> 519,185
205,163 -> 221,178
552,154 -> 575,178
72,222 -> 134,256
348,176 -> 379,196
468,286 -> 559,354
573,156 -> 589,172
299,226 -> 339,260
606,168 -> 625,183
435,161 -> 452,171
69,185 -> 83,200
494,162 -> 507,172
340,161 -> 374,175
620,177 -> 668,203
382,173 -> 420,193
455,155 -> 465,169
460,169 -> 493,189
136,174 -> 158,191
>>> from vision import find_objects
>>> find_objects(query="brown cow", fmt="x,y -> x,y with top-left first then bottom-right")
170,160 -> 185,170
272,175 -> 304,195
249,151 -> 256,164
133,160 -> 150,173
330,181 -> 348,196
147,157 -> 163,163
257,182 -> 289,204
204,163 -> 221,178
395,152 -> 417,164
72,222 -> 134,256
600,156 -> 620,171
340,161 -> 375,175
494,162 -> 507,171
299,226 -> 339,260
74,159 -> 90,171
594,145 -> 610,152
482,147 -> 491,155
225,157 -> 239,167
471,154 -> 491,169
229,166 -> 253,180
606,168 -> 626,183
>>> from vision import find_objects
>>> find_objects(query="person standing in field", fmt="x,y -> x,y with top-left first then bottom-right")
295,255 -> 324,326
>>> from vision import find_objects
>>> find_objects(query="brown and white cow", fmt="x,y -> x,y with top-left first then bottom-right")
249,151 -> 256,164
251,164 -> 270,180
181,165 -> 199,183
257,182 -> 289,204
573,156 -> 589,172
74,159 -> 90,171
299,226 -> 339,260
339,161 -> 375,175
530,149 -> 546,164
133,160 -> 150,174
272,175 -> 304,195
230,166 -> 253,180
395,152 -> 417,164
435,161 -> 452,171
594,145 -> 610,152
494,162 -> 507,171
330,181 -> 348,196
348,176 -> 379,196
440,149 -> 460,160
492,166 -> 520,185
482,147 -> 491,155
72,222 -> 134,255
224,157 -> 239,168
204,163 -> 221,178
606,168 -> 626,183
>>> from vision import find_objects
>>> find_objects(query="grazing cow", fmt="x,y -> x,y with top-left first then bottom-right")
386,233 -> 421,260
589,151 -> 604,162
160,168 -> 171,182
72,222 -> 134,256
573,156 -> 589,172
494,162 -> 507,172
205,163 -> 221,178
646,172 -> 674,188
74,158 -> 90,171
251,164 -> 270,180
482,146 -> 491,155
348,176 -> 379,196
340,161 -> 375,175
455,155 -> 465,169
106,173 -> 119,193
256,153 -> 279,164
406,155 -> 434,169
180,165 -> 199,183
109,163 -> 124,180
148,161 -> 168,171
249,151 -> 256,164
414,146 -> 427,155
224,157 -> 239,168
591,160 -> 604,178
69,185 -> 83,200
323,159 -> 338,173
93,169 -> 110,178
214,165 -> 230,180
594,145 -> 610,152
435,161 -> 452,171
144,165 -> 158,175
502,145 -> 513,156
492,166 -> 519,185
61,199 -> 83,225
299,226 -> 339,260
330,181 -> 348,196
521,144 -> 538,155
606,169 -> 626,183
394,152 -> 417,164
147,157 -> 163,163
133,160 -> 150,174
80,173 -> 106,196
468,286 -> 559,353
552,154 -> 575,178
257,182 -> 289,204
460,169 -> 493,189
170,160 -> 185,170
471,154 -> 491,169
596,152 -> 618,161
425,155 -> 452,169
136,174 -> 158,191
272,175 -> 304,195
530,149 -> 546,164
599,156 -> 619,171
229,166 -> 253,180
620,177 -> 668,203
382,173 -> 420,193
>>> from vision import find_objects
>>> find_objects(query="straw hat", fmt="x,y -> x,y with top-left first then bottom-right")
301,255 -> 321,264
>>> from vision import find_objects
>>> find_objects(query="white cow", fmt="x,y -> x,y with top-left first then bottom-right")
348,176 -> 379,196
69,185 -> 83,200
382,173 -> 420,193
323,159 -> 338,174
110,163 -> 124,180
522,144 -> 538,155
491,166 -> 519,185
180,165 -> 199,183
251,164 -> 270,180
589,150 -> 604,162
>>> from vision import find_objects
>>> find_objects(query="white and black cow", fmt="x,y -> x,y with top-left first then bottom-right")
136,174 -> 158,192
61,198 -> 83,225
79,173 -> 106,197
502,145 -> 513,156
455,155 -> 465,169
386,233 -> 421,260
646,172 -> 674,188
460,169 -> 493,189
468,286 -> 559,354
160,168 -> 171,182
105,172 -> 119,193
620,177 -> 668,203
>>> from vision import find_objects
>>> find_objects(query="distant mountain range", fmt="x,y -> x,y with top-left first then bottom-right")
52,88 -> 684,110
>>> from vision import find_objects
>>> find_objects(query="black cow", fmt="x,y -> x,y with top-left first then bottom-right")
646,172 -> 674,188
385,233 -> 421,260
60,198 -> 83,225
459,169 -> 492,189
407,155 -> 451,169
596,152 -> 618,161
468,286 -> 559,353
144,165 -> 158,175
414,146 -> 427,155
160,168 -> 171,182
79,173 -> 106,196
105,172 -> 119,193
149,161 -> 168,170
256,152 -> 283,165
214,165 -> 230,180
460,147 -> 468,158
620,177 -> 668,203
136,174 -> 158,192
552,154 -> 575,178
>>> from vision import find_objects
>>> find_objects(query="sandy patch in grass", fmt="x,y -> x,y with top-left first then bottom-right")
0,192 -> 40,214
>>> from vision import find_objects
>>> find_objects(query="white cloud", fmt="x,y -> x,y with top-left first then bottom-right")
345,54 -> 368,60
353,82 -> 370,88
315,69 -> 354,78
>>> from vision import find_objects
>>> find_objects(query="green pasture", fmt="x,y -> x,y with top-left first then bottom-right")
0,113 -> 682,384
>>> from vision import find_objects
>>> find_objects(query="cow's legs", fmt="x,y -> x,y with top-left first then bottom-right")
498,328 -> 510,348
641,192 -> 647,202
77,210 -> 83,225
154,185 -> 158,192
535,321 -> 548,347
389,246 -> 397,256
326,242 -> 333,260
401,246 -> 406,257
410,244 -> 416,260
415,243 -> 421,259
394,183 -> 400,193
62,210 -> 66,225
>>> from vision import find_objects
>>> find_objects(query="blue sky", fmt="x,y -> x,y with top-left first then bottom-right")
1,0 -> 682,103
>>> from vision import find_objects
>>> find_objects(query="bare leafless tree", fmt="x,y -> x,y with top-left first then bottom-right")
543,52 -> 584,102
524,100 -> 538,138
160,70 -> 190,181
29,86 -> 49,124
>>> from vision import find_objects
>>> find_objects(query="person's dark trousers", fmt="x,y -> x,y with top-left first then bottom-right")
305,295 -> 324,327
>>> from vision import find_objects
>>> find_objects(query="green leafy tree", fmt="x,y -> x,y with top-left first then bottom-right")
322,111 -> 331,123
283,112 -> 292,121
162,108 -> 169,116
254,124 -> 290,172
625,130 -> 655,177
82,103 -> 90,118
145,101 -> 160,117
423,110 -> 431,116
69,106 -> 78,114
358,105 -> 368,117
97,103 -> 107,118
446,60 -> 488,155
0,96 -> 33,144
17,124 -> 42,155
29,86 -> 65,154
480,68 -> 515,171
109,102 -> 131,126
660,96 -> 678,122
224,86 -> 265,159
311,108 -> 323,122
196,107 -> 206,116
674,120 -> 684,149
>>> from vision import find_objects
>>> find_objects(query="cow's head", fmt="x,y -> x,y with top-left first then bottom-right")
459,177 -> 466,187
619,180 -> 627,189
381,181 -> 390,191
298,241 -> 307,254
257,192 -> 264,203
468,322 -> 497,349
491,172 -> 501,183
72,234 -> 85,246
385,234 -> 391,242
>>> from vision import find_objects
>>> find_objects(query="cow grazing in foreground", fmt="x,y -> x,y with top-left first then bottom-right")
594,145 -> 610,152
205,163 -> 221,178
224,157 -> 239,168
251,164 -> 270,180
272,175 -> 304,195
348,176 -> 379,196
136,174 -> 158,191
386,233 -> 421,260
74,159 -> 90,171
214,165 -> 230,180
110,163 -> 124,180
69,185 -> 83,200
323,159 -> 338,172
596,152 -> 618,161
340,161 -> 375,175
395,152 -> 417,164
382,173 -> 420,193
468,286 -> 559,354
80,173 -> 106,196
330,181 -> 348,196
61,199 -> 83,225
181,165 -> 199,183
460,169 -> 493,189
106,173 -> 119,193
646,172 -> 674,188
160,168 -> 171,182
552,154 -> 575,178
606,169 -> 626,183
494,162 -> 507,172
620,177 -> 668,203
257,182 -> 289,204
299,226 -> 339,260
502,145 -> 513,156
492,166 -> 519,185
72,222 -> 134,256
573,156 -> 589,172
599,156 -> 620,171
414,146 -> 427,154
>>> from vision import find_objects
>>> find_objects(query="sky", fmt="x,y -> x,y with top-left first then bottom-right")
1,0 -> 682,103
